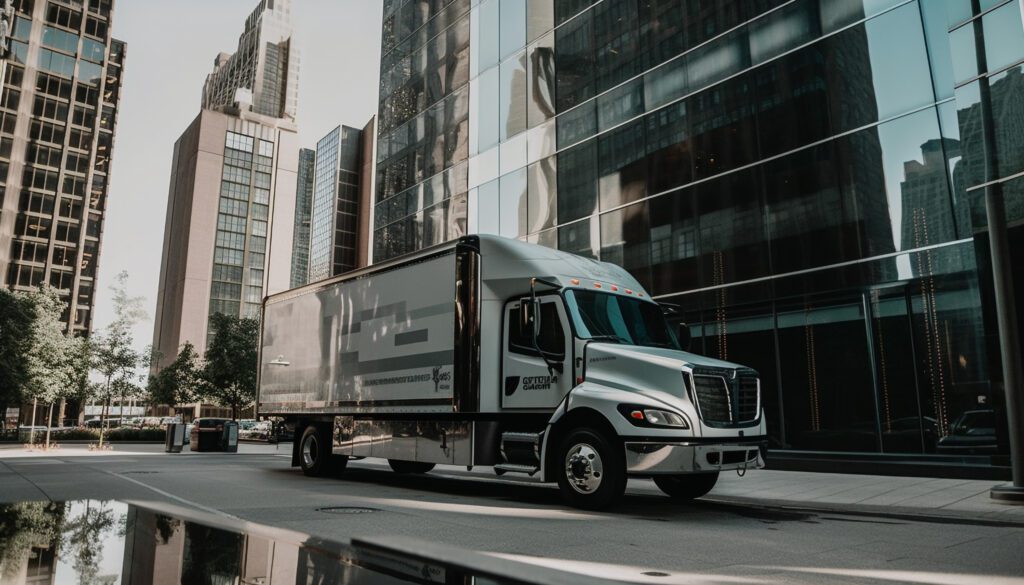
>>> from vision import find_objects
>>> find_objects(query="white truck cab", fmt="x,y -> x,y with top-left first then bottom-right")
259,235 -> 765,509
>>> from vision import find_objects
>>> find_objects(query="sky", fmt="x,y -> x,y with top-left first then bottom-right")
91,0 -> 383,356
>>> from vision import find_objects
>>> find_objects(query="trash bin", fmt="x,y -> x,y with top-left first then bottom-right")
221,421 -> 239,453
190,418 -> 232,452
165,423 -> 185,453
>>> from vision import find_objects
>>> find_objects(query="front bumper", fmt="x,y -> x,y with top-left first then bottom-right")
624,441 -> 766,475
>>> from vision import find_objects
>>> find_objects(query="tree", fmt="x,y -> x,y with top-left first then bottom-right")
0,288 -> 35,429
149,342 -> 201,419
65,336 -> 95,426
202,313 -> 258,420
92,271 -> 146,445
21,286 -> 74,447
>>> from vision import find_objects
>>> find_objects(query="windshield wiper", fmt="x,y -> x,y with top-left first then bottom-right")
587,334 -> 630,344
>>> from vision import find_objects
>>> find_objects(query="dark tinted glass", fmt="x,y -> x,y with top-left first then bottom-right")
763,141 -> 857,274
592,0 -> 642,93
556,139 -> 597,223
555,8 -> 594,111
597,118 -> 647,210
568,290 -> 679,348
596,78 -> 644,131
555,0 -> 596,24
558,218 -> 598,258
645,100 -> 692,195
556,97 -> 596,147
754,43 -> 831,157
509,301 -> 566,356
648,187 -> 699,295
695,168 -> 769,285
777,295 -> 879,452
989,64 -> 1024,179
689,75 -> 757,180
599,201 -> 652,289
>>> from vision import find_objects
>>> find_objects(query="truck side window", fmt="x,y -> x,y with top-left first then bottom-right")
509,302 -> 565,358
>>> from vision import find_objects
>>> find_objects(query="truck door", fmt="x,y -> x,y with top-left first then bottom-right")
502,297 -> 573,409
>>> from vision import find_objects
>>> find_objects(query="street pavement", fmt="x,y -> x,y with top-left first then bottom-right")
1,443 -> 1023,584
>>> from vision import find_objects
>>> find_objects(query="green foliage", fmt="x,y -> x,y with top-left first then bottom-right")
21,286 -> 75,406
149,342 -> 202,409
103,427 -> 166,441
0,288 -> 35,408
202,313 -> 259,420
0,502 -> 66,579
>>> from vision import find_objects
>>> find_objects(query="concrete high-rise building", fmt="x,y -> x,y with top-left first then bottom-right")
307,124 -> 362,281
372,0 -> 1024,475
152,0 -> 299,370
289,147 -> 314,288
0,0 -> 125,336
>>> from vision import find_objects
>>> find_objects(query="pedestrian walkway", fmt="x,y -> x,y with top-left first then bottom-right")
696,468 -> 1024,525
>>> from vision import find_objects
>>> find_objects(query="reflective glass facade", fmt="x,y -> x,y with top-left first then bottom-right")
289,147 -> 315,288
209,131 -> 273,321
0,0 -> 124,336
374,0 -> 1024,466
308,125 -> 362,281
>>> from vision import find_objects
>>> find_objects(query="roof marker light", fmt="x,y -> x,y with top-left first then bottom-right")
625,289 -> 633,295
594,283 -> 602,289
571,278 -> 580,285
611,285 -> 619,292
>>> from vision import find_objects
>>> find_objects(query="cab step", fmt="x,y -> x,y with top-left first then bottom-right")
494,463 -> 540,476
500,431 -> 542,466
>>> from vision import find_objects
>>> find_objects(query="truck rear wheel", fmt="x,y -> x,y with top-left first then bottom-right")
555,428 -> 626,510
653,472 -> 719,501
388,459 -> 436,474
299,426 -> 346,477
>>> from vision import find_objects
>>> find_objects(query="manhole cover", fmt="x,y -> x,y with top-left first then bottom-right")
317,506 -> 379,515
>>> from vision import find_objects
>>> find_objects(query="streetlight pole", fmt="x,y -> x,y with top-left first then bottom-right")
982,0 -> 1024,502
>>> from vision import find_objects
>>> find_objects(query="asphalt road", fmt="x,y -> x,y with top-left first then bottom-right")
1,444 -> 1023,584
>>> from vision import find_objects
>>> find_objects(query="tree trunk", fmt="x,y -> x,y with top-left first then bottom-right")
99,376 -> 110,447
44,402 -> 53,448
28,397 -> 37,445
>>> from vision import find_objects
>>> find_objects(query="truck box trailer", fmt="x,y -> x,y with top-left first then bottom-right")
259,235 -> 766,509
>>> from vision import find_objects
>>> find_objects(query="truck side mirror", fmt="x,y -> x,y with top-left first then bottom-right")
520,298 -> 541,339
677,322 -> 692,352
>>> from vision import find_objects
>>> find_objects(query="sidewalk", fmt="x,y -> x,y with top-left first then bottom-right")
694,468 -> 1024,525
4,442 -> 1023,525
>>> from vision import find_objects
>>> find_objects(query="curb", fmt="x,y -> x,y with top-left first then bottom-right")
703,494 -> 1024,528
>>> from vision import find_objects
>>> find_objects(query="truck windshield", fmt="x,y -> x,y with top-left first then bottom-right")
565,290 -> 681,350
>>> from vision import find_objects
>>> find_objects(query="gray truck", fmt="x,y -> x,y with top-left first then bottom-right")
258,235 -> 765,509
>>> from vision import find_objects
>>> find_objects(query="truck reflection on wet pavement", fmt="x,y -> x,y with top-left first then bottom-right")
0,499 -> 606,585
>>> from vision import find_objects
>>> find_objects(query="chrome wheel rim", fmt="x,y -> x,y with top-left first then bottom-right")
565,443 -> 603,494
302,434 -> 318,468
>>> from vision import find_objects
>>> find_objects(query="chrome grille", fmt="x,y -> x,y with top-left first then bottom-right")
693,375 -> 731,423
690,367 -> 760,426
737,376 -> 759,422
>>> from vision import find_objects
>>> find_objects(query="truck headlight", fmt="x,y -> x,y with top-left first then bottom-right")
618,405 -> 690,429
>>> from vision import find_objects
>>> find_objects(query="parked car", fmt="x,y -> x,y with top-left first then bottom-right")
240,421 -> 272,441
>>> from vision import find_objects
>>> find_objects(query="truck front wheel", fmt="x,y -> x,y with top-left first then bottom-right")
299,426 -> 346,477
653,472 -> 719,501
388,459 -> 436,474
555,428 -> 626,510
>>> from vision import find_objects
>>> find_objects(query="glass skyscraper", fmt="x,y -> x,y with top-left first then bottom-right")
307,125 -> 362,282
289,147 -> 315,288
0,0 -> 125,336
374,0 -> 1024,473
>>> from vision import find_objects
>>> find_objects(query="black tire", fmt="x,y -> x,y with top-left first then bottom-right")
653,472 -> 719,501
555,428 -> 626,510
298,426 -> 347,477
388,459 -> 436,474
